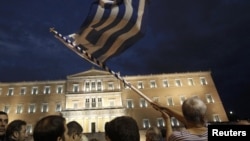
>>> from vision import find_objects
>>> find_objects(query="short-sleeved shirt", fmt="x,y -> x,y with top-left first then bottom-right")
168,130 -> 207,141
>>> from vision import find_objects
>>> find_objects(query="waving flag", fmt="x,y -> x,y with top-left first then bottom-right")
51,0 -> 153,104
65,0 -> 149,63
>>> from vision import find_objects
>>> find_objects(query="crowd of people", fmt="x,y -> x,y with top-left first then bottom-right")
0,97 -> 209,141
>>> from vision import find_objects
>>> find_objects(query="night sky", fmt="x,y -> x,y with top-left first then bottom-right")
1,0 -> 250,118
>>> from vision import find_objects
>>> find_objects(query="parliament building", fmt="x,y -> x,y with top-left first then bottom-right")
0,68 -> 228,136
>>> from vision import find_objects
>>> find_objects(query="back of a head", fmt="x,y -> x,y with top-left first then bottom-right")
67,121 -> 83,136
33,115 -> 66,141
6,120 -> 26,139
105,116 -> 139,141
145,126 -> 162,141
182,97 -> 207,124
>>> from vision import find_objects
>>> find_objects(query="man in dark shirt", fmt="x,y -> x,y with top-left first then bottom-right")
0,111 -> 8,141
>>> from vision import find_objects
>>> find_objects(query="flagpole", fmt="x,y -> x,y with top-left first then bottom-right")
50,28 -> 153,103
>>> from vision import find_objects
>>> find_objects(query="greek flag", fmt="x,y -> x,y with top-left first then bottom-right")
67,0 -> 149,63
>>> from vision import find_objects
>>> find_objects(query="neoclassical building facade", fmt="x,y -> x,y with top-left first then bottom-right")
0,68 -> 228,134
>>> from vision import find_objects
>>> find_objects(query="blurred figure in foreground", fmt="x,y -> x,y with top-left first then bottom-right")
105,116 -> 139,141
0,111 -> 8,141
145,126 -> 162,141
33,115 -> 70,141
67,121 -> 85,141
152,97 -> 208,141
5,120 -> 27,141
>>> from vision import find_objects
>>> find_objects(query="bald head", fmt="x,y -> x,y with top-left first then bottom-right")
182,97 -> 207,124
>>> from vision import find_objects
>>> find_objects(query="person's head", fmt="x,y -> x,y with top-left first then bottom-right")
182,97 -> 207,125
5,119 -> 27,141
67,121 -> 83,141
145,126 -> 162,141
105,116 -> 139,141
0,111 -> 8,136
33,115 -> 69,141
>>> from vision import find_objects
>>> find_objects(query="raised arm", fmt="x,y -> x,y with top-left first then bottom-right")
159,110 -> 172,141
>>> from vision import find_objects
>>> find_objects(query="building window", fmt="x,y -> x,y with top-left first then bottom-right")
157,118 -> 165,127
41,103 -> 48,113
3,105 -> 10,113
16,104 -> 23,114
206,94 -> 214,103
143,119 -> 150,128
55,103 -> 62,112
150,80 -> 157,88
20,87 -> 26,95
171,117 -> 180,127
43,86 -> 50,94
26,124 -> 33,135
73,84 -> 79,93
85,98 -> 90,108
200,77 -> 208,85
57,85 -> 63,94
137,81 -> 144,89
140,98 -> 148,108
213,114 -> 221,122
85,81 -> 90,92
163,80 -> 169,87
167,97 -> 174,106
28,104 -> 36,113
31,87 -> 38,95
126,99 -> 134,108
175,79 -> 182,87
187,78 -> 194,86
153,97 -> 159,103
98,98 -> 102,107
7,88 -> 14,96
180,96 -> 186,105
97,81 -> 102,91
91,82 -> 96,91
117,83 -> 120,90
92,98 -> 96,108
108,82 -> 114,91
124,83 -> 130,89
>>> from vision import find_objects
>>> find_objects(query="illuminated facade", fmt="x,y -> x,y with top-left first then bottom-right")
0,68 -> 228,134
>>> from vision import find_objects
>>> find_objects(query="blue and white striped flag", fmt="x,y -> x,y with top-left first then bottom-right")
66,0 -> 149,63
